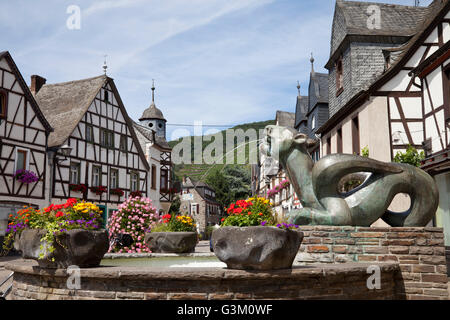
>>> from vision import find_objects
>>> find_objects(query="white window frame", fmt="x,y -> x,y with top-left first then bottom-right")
14,147 -> 30,172
92,166 -> 102,187
110,168 -> 119,189
70,162 -> 81,184
191,203 -> 199,215
130,172 -> 139,192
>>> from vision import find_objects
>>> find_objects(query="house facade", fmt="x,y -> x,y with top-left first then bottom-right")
133,83 -> 173,213
0,52 -> 53,244
34,75 -> 150,222
317,0 -> 450,237
179,176 -> 222,236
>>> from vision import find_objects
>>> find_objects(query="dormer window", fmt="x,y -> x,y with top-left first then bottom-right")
336,56 -> 343,96
0,90 -> 7,118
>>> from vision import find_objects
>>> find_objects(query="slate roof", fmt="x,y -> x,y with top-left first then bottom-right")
183,177 -> 220,204
308,72 -> 329,111
294,95 -> 308,129
328,0 -> 430,66
318,0 -> 450,135
140,102 -> 166,121
133,121 -> 171,150
0,51 -> 53,133
35,75 -> 107,147
275,110 -> 295,128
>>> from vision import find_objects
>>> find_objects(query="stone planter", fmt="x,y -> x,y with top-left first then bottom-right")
14,228 -> 109,269
144,232 -> 198,253
211,226 -> 303,270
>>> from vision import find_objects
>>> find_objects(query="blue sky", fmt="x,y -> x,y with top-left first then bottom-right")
0,0 -> 433,140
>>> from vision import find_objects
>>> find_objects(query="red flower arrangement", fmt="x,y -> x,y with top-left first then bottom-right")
69,184 -> 88,193
90,186 -> 107,196
130,191 -> 142,198
110,188 -> 124,197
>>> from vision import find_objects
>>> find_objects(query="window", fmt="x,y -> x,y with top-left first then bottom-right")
352,116 -> 360,155
110,169 -> 119,189
336,57 -> 343,95
70,163 -> 80,184
337,128 -> 343,154
104,90 -> 109,103
151,165 -> 157,190
86,125 -> 94,143
311,115 -> 316,130
191,203 -> 199,215
130,172 -> 139,192
15,148 -> 29,172
92,166 -> 102,187
119,135 -> 127,151
101,129 -> 114,148
0,90 -> 7,118
160,169 -> 168,192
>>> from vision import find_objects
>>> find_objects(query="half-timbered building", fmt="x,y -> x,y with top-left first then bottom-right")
34,75 -> 150,221
317,0 -> 450,237
133,83 -> 173,214
0,51 -> 53,243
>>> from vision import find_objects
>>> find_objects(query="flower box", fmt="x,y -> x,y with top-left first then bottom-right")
90,186 -> 107,195
110,188 -> 124,197
14,228 -> 109,268
144,232 -> 198,253
211,226 -> 303,270
69,184 -> 87,193
14,170 -> 39,184
130,191 -> 142,198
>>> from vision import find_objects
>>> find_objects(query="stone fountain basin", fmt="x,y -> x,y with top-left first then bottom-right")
5,259 -> 400,300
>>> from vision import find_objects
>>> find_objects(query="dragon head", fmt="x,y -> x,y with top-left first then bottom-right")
260,125 -> 317,161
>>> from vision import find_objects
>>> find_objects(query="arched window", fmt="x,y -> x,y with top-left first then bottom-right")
0,90 -> 7,118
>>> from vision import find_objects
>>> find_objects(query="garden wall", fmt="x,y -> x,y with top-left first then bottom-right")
6,261 -> 399,300
297,226 -> 449,300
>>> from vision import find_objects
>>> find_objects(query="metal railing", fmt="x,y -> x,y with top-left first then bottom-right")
0,272 -> 13,300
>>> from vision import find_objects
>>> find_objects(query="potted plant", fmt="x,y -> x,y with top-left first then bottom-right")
145,214 -> 198,253
107,196 -> 160,253
13,169 -> 39,184
212,197 -> 303,270
2,198 -> 108,269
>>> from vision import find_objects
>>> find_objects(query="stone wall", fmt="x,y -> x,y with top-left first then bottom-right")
446,246 -> 450,276
297,226 -> 449,300
6,261 -> 398,300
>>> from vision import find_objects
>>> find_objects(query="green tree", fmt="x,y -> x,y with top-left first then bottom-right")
205,167 -> 232,211
223,166 -> 251,201
393,145 -> 425,167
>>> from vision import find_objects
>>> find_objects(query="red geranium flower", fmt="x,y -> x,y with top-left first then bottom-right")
55,211 -> 64,218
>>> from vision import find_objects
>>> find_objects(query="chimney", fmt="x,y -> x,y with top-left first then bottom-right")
30,75 -> 46,95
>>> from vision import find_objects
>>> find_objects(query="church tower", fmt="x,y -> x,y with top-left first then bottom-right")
139,80 -> 167,139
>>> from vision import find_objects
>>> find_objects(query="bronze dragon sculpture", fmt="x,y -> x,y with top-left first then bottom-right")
260,125 -> 439,227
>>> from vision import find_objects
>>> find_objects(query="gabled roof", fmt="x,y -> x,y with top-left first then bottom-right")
133,121 -> 171,150
0,51 -> 53,133
35,75 -> 150,170
327,0 -> 430,68
275,110 -> 295,128
35,75 -> 106,147
318,0 -> 450,135
182,176 -> 220,204
294,95 -> 308,128
308,71 -> 329,111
